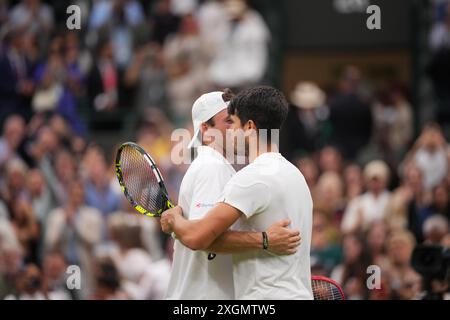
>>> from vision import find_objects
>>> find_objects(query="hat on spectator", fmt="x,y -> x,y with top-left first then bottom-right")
188,92 -> 229,149
290,82 -> 326,110
423,214 -> 449,236
363,160 -> 390,181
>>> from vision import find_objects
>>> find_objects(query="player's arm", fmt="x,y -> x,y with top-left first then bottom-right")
206,220 -> 300,254
161,202 -> 241,251
162,205 -> 301,254
161,205 -> 301,254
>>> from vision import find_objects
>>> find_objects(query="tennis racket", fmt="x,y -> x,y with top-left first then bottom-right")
311,276 -> 345,300
115,142 -> 173,217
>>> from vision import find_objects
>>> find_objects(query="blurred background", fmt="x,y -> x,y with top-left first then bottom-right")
0,0 -> 450,300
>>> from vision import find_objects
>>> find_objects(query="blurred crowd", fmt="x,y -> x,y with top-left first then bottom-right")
0,0 -> 450,300
0,0 -> 271,300
0,0 -> 271,133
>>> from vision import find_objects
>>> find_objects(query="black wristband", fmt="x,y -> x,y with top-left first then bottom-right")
262,231 -> 269,250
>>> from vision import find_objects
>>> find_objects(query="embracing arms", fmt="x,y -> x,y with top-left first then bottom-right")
161,205 -> 300,254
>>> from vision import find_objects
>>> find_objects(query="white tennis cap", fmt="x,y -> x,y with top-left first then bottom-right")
187,91 -> 229,148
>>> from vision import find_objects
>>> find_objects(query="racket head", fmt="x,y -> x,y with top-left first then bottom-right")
311,276 -> 346,300
115,142 -> 173,217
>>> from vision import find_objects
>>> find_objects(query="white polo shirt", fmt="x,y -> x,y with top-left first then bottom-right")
221,152 -> 313,300
166,146 -> 236,299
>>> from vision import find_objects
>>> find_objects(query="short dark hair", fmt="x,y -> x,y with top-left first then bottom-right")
205,88 -> 235,127
228,86 -> 289,132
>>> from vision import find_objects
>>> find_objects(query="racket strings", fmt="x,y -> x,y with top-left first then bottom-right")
120,146 -> 162,212
311,279 -> 344,300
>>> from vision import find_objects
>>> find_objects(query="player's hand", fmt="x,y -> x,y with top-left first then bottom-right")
160,205 -> 182,234
266,219 -> 301,255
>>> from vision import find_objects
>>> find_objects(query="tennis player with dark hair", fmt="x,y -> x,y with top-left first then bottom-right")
162,86 -> 313,300
166,89 -> 301,300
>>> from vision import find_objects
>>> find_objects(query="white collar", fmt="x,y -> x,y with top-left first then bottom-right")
196,146 -> 235,171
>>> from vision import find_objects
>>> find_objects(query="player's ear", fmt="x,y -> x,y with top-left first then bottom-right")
200,122 -> 209,133
246,120 -> 257,131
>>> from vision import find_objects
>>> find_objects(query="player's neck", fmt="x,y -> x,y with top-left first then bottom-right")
248,143 -> 279,163
203,142 -> 225,157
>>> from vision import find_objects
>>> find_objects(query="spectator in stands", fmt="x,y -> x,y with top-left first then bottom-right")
428,2 -> 450,132
32,34 -> 86,135
9,197 -> 39,264
318,146 -> 343,173
386,230 -> 417,297
9,0 -> 54,59
87,39 -> 132,130
197,0 -> 227,61
1,159 -> 29,210
42,251 -> 73,300
372,86 -> 413,167
9,0 -> 53,37
295,156 -> 319,192
281,82 -> 329,161
123,43 -> 168,117
0,115 -> 26,169
394,268 -> 422,300
342,163 -> 364,201
4,263 -> 46,300
164,14 -> 208,124
0,241 -> 23,299
430,1 -> 450,51
405,123 -> 448,191
422,214 -> 449,245
50,149 -> 77,206
328,66 -> 373,159
428,183 -> 450,220
90,257 -> 127,300
385,164 -> 431,235
108,201 -> 164,261
208,0 -> 270,90
0,29 -> 34,125
310,210 -> 342,274
341,160 -> 391,233
331,233 -> 372,300
89,0 -> 145,68
314,171 -> 345,222
150,0 -> 181,45
44,180 -> 103,299
83,147 -> 120,218
365,221 -> 389,269
108,219 -> 154,299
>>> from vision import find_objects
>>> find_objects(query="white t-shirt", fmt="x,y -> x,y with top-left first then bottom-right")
221,152 -> 313,300
166,146 -> 236,299
341,191 -> 391,233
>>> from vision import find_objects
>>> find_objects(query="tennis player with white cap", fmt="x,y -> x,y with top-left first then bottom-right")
162,86 -> 313,300
166,90 -> 301,300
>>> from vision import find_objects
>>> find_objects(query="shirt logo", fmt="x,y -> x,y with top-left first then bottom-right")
195,203 -> 214,208
207,253 -> 216,260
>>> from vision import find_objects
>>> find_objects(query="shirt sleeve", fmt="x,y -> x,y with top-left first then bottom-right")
220,176 -> 271,219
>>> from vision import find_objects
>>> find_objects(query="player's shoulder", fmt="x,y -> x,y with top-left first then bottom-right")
226,162 -> 268,188
184,152 -> 234,182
